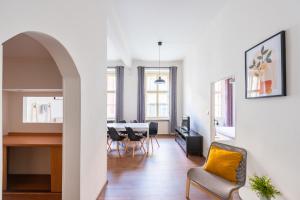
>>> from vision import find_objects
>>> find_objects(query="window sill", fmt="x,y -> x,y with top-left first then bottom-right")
145,118 -> 170,122
22,122 -> 63,124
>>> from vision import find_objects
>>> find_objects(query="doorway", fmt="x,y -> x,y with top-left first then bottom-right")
1,32 -> 81,199
211,77 -> 236,141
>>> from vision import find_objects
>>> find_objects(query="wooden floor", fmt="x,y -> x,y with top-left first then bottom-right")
98,137 -> 221,200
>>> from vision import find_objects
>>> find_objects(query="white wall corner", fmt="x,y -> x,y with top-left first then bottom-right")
107,2 -> 132,66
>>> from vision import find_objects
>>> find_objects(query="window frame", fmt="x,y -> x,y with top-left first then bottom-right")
107,68 -> 116,120
22,96 -> 63,124
144,68 -> 170,120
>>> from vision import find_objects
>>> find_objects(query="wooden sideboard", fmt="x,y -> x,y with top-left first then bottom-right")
2,133 -> 62,194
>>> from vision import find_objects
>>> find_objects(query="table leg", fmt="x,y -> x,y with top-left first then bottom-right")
50,146 -> 62,192
2,145 -> 7,191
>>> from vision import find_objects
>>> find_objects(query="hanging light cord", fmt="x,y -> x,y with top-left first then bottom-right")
154,41 -> 165,84
158,41 -> 161,77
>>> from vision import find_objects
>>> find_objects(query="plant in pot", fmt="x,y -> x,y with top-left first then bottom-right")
249,175 -> 281,200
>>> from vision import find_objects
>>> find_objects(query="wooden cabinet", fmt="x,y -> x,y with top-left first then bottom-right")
2,133 -> 62,194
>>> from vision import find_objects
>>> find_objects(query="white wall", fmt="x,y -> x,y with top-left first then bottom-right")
109,59 -> 184,134
183,0 -> 300,199
107,1 -> 131,66
3,58 -> 62,90
3,91 -> 63,135
3,48 -> 63,134
0,1 -> 107,200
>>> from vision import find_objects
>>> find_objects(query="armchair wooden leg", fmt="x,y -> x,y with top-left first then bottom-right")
154,136 -> 160,147
186,177 -> 190,199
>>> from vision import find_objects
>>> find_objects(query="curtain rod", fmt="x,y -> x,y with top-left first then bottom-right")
107,66 -> 177,69
107,66 -> 123,68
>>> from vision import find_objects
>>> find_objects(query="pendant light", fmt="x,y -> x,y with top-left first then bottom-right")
154,41 -> 165,84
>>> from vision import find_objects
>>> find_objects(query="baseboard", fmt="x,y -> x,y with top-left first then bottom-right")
96,180 -> 108,200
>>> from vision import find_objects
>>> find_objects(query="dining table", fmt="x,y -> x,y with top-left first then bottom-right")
107,122 -> 150,155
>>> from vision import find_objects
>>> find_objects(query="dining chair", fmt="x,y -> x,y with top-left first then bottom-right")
107,127 -> 126,157
125,127 -> 145,157
143,122 -> 159,153
107,120 -> 114,148
130,119 -> 147,135
117,120 -> 127,135
186,142 -> 247,200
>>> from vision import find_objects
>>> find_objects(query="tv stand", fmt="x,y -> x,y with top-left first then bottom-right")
175,127 -> 203,157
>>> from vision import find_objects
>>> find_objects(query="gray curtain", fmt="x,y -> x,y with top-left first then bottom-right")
225,78 -> 233,127
170,66 -> 177,133
116,66 -> 124,122
137,66 -> 145,122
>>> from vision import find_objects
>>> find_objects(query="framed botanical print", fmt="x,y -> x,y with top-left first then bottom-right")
245,31 -> 286,99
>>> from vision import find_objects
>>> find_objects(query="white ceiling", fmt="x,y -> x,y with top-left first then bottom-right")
110,0 -> 228,61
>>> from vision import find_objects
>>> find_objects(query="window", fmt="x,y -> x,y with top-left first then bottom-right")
23,96 -> 63,123
145,69 -> 169,119
107,68 -> 116,120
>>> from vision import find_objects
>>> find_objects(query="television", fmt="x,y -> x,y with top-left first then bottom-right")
181,115 -> 190,132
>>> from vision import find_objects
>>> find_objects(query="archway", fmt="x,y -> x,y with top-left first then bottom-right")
1,31 -> 81,199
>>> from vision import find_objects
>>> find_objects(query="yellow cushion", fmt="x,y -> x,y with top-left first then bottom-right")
203,146 -> 242,183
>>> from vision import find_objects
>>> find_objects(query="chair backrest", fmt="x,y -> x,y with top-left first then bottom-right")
118,120 -> 126,123
132,120 -> 138,123
107,127 -> 121,140
107,120 -> 114,123
125,127 -> 139,141
149,122 -> 158,135
206,142 -> 247,186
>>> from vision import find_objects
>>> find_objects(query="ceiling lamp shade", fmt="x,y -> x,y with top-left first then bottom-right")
154,41 -> 165,84
154,76 -> 165,84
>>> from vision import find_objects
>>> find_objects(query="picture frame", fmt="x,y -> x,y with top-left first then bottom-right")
245,31 -> 286,99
